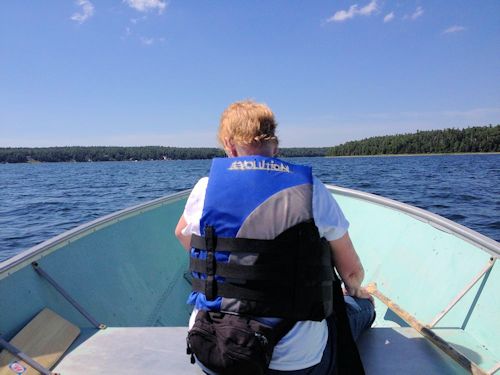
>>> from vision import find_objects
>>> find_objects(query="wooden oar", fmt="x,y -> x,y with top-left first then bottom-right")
366,283 -> 488,375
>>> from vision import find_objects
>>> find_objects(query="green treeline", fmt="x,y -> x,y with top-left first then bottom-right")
327,125 -> 499,156
0,146 -> 329,163
0,146 -> 224,163
1,125 -> 498,163
279,148 -> 330,157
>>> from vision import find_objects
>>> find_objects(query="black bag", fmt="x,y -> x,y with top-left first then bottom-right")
187,310 -> 294,375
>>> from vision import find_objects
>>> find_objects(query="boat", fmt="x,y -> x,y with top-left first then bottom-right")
0,185 -> 498,374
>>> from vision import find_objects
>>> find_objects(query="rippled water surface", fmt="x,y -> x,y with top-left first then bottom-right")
0,155 -> 498,261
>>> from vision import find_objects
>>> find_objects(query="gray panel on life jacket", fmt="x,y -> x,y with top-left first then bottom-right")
221,184 -> 313,313
236,183 -> 313,239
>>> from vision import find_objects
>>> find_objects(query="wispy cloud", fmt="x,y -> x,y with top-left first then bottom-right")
140,36 -> 165,46
404,6 -> 424,20
327,5 -> 358,22
383,12 -> 394,23
124,0 -> 166,14
71,0 -> 94,24
140,37 -> 154,45
358,0 -> 377,16
327,0 -> 378,23
130,15 -> 147,24
443,25 -> 466,34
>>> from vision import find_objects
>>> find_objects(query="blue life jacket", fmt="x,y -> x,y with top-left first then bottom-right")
188,156 -> 334,321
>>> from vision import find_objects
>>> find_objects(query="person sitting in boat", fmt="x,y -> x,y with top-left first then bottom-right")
175,100 -> 375,374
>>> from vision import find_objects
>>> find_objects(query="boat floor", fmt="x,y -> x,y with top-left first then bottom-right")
53,326 -> 468,374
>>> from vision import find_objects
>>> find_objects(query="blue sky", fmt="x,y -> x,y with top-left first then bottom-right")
1,1 -> 499,147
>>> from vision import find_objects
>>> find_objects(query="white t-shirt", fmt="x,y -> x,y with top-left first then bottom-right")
182,176 -> 349,371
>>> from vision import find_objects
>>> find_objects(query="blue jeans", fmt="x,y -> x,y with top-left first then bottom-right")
266,296 -> 375,375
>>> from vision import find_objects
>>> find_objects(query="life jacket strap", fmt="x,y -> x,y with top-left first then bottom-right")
204,225 -> 216,300
190,257 -> 292,281
190,257 -> 333,284
192,278 -> 290,303
190,234 -> 292,253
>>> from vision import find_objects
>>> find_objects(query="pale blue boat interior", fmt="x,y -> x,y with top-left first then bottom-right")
0,186 -> 498,374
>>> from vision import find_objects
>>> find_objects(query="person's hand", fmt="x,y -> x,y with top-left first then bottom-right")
344,286 -> 374,305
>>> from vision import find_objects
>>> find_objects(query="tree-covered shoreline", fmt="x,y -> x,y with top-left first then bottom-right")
1,125 -> 498,163
327,125 -> 499,156
0,146 -> 330,163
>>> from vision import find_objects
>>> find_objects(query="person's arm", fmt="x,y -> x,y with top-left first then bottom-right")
175,215 -> 191,251
173,177 -> 208,252
329,231 -> 372,301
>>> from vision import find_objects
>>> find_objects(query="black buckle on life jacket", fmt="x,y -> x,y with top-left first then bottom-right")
204,225 -> 217,300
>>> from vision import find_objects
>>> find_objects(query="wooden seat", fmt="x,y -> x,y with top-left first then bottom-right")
0,308 -> 80,375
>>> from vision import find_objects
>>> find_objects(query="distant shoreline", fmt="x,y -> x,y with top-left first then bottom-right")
1,124 -> 498,163
327,152 -> 500,158
0,151 -> 495,164
327,125 -> 499,156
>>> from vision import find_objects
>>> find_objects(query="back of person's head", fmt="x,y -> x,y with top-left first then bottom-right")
218,100 -> 279,153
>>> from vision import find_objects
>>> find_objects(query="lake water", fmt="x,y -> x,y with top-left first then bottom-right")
0,154 -> 498,262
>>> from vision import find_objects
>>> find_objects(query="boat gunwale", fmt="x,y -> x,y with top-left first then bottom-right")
1,184 -> 498,278
326,184 -> 500,257
0,190 -> 192,278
